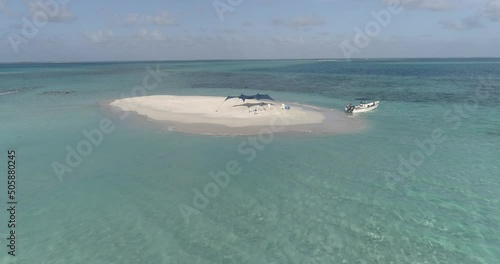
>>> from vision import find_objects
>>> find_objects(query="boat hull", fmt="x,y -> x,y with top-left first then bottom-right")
345,101 -> 379,113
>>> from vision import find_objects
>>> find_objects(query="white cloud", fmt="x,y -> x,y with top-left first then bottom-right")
137,29 -> 168,41
146,11 -> 177,25
28,1 -> 77,23
118,11 -> 177,27
440,16 -> 483,30
483,0 -> 500,21
273,16 -> 326,29
439,0 -> 500,31
85,30 -> 114,43
381,0 -> 454,11
85,29 -> 171,45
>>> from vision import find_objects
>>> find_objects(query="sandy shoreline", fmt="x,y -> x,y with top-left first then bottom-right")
109,95 -> 364,135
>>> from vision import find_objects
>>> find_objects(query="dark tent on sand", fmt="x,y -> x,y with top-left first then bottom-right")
224,93 -> 275,102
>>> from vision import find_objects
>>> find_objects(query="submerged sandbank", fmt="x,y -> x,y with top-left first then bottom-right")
109,95 -> 365,135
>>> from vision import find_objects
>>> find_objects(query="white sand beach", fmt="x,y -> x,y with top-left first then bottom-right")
109,95 -> 364,135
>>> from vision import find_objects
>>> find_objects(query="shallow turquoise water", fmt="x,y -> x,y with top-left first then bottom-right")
1,59 -> 499,263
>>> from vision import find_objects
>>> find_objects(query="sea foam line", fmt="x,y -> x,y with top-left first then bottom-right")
0,90 -> 19,96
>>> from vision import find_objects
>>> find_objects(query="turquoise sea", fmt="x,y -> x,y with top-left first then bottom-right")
1,59 -> 499,263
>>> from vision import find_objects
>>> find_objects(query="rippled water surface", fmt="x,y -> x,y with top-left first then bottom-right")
1,59 -> 499,263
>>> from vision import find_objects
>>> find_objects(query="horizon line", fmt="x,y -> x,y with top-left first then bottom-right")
1,56 -> 500,64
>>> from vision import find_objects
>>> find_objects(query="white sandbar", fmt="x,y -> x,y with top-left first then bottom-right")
109,95 -> 364,135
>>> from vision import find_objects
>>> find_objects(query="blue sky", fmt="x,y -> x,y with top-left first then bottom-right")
1,0 -> 499,62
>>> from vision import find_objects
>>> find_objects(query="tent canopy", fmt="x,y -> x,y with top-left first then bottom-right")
224,93 -> 275,102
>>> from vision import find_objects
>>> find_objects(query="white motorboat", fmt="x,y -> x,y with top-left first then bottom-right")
345,99 -> 379,113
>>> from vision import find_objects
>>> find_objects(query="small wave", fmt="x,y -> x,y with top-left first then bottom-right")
0,90 -> 19,96
41,91 -> 76,95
